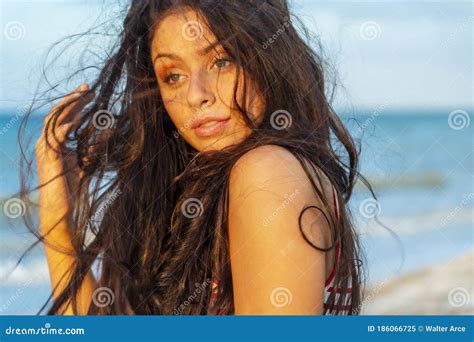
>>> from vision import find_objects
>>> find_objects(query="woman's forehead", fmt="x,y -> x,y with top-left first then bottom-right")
150,7 -> 221,59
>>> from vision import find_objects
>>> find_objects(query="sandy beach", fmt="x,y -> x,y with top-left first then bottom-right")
362,249 -> 474,315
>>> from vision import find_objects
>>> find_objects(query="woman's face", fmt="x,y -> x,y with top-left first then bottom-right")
150,8 -> 265,152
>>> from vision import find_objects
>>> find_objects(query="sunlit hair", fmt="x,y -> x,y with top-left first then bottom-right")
18,0 -> 374,315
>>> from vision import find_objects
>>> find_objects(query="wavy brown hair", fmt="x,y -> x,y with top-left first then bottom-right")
17,0 -> 374,315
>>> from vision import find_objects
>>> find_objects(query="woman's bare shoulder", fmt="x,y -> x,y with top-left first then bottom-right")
229,144 -> 334,201
227,144 -> 334,314
231,144 -> 303,181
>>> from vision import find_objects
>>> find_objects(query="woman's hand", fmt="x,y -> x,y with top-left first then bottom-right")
35,83 -> 93,208
35,83 -> 97,314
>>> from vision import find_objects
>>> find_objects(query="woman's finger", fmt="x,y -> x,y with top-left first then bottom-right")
42,84 -> 95,145
44,83 -> 93,131
36,121 -> 75,162
56,86 -> 95,127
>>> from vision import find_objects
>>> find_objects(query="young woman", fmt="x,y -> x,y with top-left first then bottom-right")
25,0 -> 369,315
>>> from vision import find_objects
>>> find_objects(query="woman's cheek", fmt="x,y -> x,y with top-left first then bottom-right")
163,101 -> 185,130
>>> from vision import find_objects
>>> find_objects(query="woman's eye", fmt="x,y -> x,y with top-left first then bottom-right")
164,73 -> 181,84
213,58 -> 231,69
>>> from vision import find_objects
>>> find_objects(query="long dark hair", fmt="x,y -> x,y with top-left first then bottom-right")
17,0 -> 373,315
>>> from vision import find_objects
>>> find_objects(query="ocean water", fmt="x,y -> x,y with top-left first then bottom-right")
0,110 -> 472,314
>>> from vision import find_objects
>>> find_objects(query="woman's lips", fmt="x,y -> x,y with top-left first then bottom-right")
193,118 -> 230,137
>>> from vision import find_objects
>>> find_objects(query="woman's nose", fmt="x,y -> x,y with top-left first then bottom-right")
186,70 -> 215,109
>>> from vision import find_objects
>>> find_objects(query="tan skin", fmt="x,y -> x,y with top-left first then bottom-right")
37,7 -> 335,315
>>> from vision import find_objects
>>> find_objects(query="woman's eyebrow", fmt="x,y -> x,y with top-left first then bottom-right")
153,53 -> 182,64
198,40 -> 223,55
152,41 -> 224,65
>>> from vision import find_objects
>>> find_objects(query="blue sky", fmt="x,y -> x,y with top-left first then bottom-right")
0,0 -> 472,113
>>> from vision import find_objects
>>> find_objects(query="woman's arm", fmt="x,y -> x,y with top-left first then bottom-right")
228,144 -> 335,315
36,84 -> 97,315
